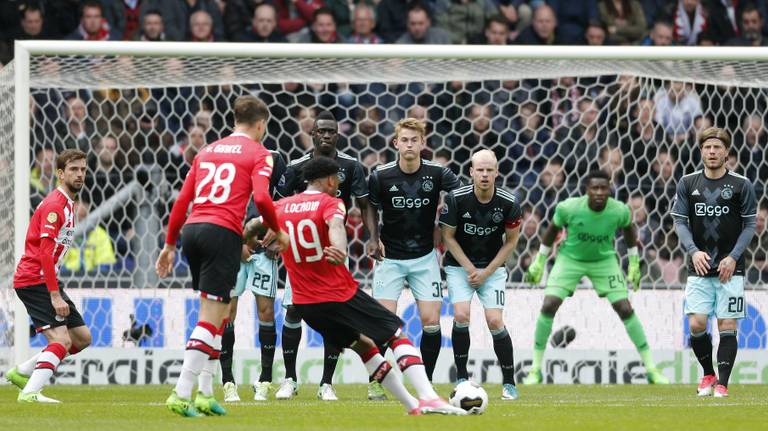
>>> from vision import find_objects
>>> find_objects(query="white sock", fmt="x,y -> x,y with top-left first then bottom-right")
17,352 -> 42,376
198,334 -> 221,397
23,343 -> 67,394
363,349 -> 419,411
175,321 -> 217,399
391,338 -> 439,400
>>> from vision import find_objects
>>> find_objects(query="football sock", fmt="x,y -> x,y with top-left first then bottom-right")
690,331 -> 715,376
451,321 -> 470,381
198,328 -> 222,397
320,341 -> 340,385
717,330 -> 738,387
391,337 -> 439,400
22,342 -> 66,394
282,319 -> 302,381
622,313 -> 655,369
491,327 -> 516,385
532,313 -> 554,371
175,321 -> 217,399
17,351 -> 42,376
258,320 -> 277,383
362,347 -> 418,411
420,325 -> 441,381
220,321 -> 236,384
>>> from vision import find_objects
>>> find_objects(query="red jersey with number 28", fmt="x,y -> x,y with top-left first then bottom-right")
277,191 -> 358,304
14,188 -> 76,288
166,133 -> 279,245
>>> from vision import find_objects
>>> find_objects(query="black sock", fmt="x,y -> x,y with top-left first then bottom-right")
320,341 -> 340,385
690,331 -> 715,376
258,321 -> 277,383
282,321 -> 302,381
220,321 -> 235,384
452,322 -> 470,381
492,327 -> 515,385
717,330 -> 738,387
420,326 -> 442,381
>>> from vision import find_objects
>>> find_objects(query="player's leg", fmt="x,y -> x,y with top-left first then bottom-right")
220,298 -> 239,402
712,276 -> 745,397
370,257 -> 406,399
685,276 -> 718,395
19,325 -> 71,403
408,251 -> 444,381
276,278 -> 301,400
255,294 -> 277,400
446,266 -> 473,383
477,267 -> 517,399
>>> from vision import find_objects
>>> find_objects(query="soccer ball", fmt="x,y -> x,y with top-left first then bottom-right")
449,380 -> 488,415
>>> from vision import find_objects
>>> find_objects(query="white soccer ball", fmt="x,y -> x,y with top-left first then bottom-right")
448,380 -> 488,415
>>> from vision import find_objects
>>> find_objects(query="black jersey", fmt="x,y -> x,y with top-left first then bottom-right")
245,150 -> 286,222
368,159 -> 461,260
671,169 -> 758,276
275,150 -> 368,209
439,185 -> 522,268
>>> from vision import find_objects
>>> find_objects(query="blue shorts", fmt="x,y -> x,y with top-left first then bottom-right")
684,276 -> 745,319
446,266 -> 507,309
233,253 -> 278,299
372,250 -> 443,302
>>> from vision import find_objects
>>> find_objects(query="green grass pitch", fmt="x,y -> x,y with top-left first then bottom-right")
1,384 -> 766,431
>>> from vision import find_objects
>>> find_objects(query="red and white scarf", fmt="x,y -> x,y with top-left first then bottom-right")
78,19 -> 111,41
674,1 -> 706,45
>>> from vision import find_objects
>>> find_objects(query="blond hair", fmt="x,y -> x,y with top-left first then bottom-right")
698,127 -> 731,148
395,118 -> 426,139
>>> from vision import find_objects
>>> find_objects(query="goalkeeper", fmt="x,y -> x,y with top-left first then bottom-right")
523,170 -> 668,385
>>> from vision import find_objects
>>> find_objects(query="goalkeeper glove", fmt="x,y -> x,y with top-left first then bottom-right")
627,247 -> 641,291
525,245 -> 550,285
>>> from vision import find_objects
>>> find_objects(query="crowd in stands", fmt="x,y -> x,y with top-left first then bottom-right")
4,0 -> 768,286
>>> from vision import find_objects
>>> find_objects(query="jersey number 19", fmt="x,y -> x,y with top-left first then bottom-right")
285,219 -> 323,263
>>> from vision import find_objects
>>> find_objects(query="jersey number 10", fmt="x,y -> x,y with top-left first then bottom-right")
285,219 -> 323,263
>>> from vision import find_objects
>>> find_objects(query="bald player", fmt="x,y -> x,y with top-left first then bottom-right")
439,150 -> 523,400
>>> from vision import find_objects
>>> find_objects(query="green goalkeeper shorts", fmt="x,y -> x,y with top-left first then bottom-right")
544,254 -> 628,303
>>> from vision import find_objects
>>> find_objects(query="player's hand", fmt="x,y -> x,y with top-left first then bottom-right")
260,229 -> 277,248
628,255 -> 641,292
468,268 -> 489,288
265,242 -> 281,260
155,245 -> 175,278
324,246 -> 347,265
50,291 -> 70,318
241,244 -> 252,262
691,251 -> 711,276
367,238 -> 385,261
525,253 -> 547,285
718,256 -> 737,283
273,230 -> 290,253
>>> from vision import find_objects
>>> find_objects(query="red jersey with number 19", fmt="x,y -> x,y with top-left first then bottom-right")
277,191 -> 358,304
165,133 -> 279,245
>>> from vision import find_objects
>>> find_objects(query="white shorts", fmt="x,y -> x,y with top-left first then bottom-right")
372,250 -> 443,302
233,253 -> 278,299
446,266 -> 507,309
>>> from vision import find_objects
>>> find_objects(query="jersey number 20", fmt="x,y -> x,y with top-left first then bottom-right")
285,219 -> 323,263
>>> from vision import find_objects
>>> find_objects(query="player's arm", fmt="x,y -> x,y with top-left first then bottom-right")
157,161 -> 198,277
351,162 -> 380,251
365,169 -> 384,260
251,156 -> 289,252
440,224 -> 476,274
478,224 -> 522,284
719,180 -> 759,282
525,214 -> 562,284
37,205 -> 69,315
622,211 -> 642,291
671,179 -> 710,276
325,205 -> 349,265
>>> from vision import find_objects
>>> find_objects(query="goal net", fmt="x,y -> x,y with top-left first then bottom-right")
1,43 -> 766,384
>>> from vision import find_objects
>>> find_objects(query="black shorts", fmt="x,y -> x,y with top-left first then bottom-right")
182,223 -> 242,304
294,289 -> 404,350
15,284 -> 86,333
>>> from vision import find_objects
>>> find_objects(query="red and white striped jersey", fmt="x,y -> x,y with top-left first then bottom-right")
14,188 -> 76,288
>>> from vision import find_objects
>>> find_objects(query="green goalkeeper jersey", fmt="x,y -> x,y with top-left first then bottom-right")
552,196 -> 631,262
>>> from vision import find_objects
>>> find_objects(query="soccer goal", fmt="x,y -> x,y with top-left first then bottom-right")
1,42 -> 766,384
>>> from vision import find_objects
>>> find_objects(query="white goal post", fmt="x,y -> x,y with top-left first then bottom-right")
3,41 -> 768,381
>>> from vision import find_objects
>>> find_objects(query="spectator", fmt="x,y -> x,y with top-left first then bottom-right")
653,81 -> 703,141
596,144 -> 625,188
102,0 -> 143,40
298,7 -> 342,43
727,4 -> 768,46
4,3 -> 52,60
30,147 -> 57,209
584,19 -> 608,45
62,196 -> 117,274
737,113 -> 768,182
498,0 -> 533,40
57,97 -> 91,153
547,0 -> 598,44
664,0 -> 735,46
598,0 -> 646,44
294,106 -> 317,153
436,0 -> 497,44
272,0 -> 323,39
524,156 -> 567,219
170,124 -> 206,186
557,97 -> 604,176
223,0 -> 262,40
66,1 -> 120,41
325,0 -> 376,39
477,14 -> 511,44
746,204 -> 768,282
347,4 -> 382,43
627,192 -> 658,246
640,19 -> 674,46
502,101 -> 556,185
643,146 -> 678,220
134,9 -> 167,41
236,3 -> 287,42
349,105 -> 386,151
189,10 -> 215,41
515,4 -> 559,45
396,4 -> 451,44
140,0 -> 225,41
377,0 -> 423,43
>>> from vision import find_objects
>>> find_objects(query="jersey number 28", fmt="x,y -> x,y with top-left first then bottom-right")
194,162 -> 235,204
